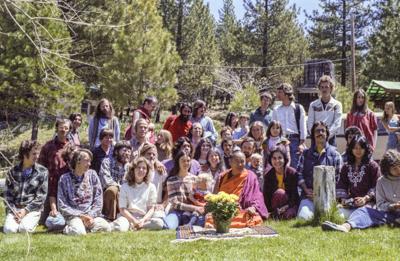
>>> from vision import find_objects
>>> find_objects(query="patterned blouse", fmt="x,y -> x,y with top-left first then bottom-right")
57,169 -> 103,220
166,174 -> 197,212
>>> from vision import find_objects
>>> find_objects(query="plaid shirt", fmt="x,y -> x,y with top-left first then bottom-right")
5,163 -> 48,213
57,170 -> 103,220
166,175 -> 197,212
98,157 -> 127,189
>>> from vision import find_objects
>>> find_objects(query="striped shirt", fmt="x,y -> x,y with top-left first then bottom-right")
167,175 -> 197,212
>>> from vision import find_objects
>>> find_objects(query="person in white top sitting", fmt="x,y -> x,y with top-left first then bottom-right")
112,157 -> 164,231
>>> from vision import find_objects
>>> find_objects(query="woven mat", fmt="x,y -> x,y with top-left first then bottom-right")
172,225 -> 278,243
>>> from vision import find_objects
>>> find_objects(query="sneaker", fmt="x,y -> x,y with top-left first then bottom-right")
321,221 -> 349,233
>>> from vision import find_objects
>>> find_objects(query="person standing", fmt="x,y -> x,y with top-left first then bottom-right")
3,141 -> 48,233
272,83 -> 306,168
125,96 -> 158,142
39,118 -> 71,229
88,98 -> 120,149
68,113 -> 82,146
381,101 -> 400,150
345,89 -> 378,150
191,100 -> 218,144
163,102 -> 192,142
307,76 -> 342,146
250,92 -> 274,128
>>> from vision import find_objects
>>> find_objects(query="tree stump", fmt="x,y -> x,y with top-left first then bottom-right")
313,166 -> 336,216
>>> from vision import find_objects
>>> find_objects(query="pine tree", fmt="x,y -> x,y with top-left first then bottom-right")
102,0 -> 181,109
306,0 -> 371,87
177,0 -> 220,101
362,0 -> 400,83
242,0 -> 308,84
216,0 -> 242,66
0,1 -> 85,139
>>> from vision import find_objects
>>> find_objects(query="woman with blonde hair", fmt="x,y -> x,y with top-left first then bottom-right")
155,129 -> 173,161
382,101 -> 400,150
112,157 -> 164,231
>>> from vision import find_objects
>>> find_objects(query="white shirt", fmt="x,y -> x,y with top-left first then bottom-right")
151,170 -> 167,204
307,97 -> 342,137
272,102 -> 307,140
119,182 -> 157,216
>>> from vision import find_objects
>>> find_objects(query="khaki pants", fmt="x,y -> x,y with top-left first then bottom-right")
63,217 -> 111,236
102,185 -> 119,220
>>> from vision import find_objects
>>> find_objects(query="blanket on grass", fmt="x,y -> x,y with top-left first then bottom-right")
173,225 -> 278,243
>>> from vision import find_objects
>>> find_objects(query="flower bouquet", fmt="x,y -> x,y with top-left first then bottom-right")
205,192 -> 239,233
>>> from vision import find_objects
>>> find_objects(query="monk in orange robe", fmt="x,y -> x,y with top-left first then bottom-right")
206,151 -> 269,228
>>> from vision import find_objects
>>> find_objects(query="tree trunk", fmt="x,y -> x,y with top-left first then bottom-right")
31,116 -> 39,141
341,0 -> 347,87
262,0 -> 270,77
313,165 -> 336,216
176,0 -> 184,56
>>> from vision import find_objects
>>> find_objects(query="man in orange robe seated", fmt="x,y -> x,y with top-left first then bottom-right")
207,151 -> 269,228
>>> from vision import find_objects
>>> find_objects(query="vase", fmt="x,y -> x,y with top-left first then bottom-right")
214,218 -> 231,233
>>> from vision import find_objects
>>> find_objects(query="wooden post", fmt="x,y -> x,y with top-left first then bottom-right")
350,14 -> 357,92
313,166 -> 336,215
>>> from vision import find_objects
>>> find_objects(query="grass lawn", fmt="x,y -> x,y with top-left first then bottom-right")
0,204 -> 399,261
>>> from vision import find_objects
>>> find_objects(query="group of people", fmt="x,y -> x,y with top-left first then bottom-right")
3,75 -> 400,235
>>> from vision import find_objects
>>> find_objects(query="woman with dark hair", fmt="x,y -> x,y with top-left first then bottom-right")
88,98 -> 120,149
345,89 -> 378,150
262,120 -> 290,171
68,113 -> 82,146
225,112 -> 239,130
322,150 -> 400,232
193,138 -> 213,171
162,136 -> 201,175
206,148 -> 226,179
112,157 -> 163,231
336,135 -> 381,218
164,151 -> 204,229
263,147 -> 299,220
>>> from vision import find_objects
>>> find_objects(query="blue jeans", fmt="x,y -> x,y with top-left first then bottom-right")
164,211 -> 205,230
45,213 -> 66,231
297,198 -> 314,220
289,137 -> 300,169
347,207 -> 400,229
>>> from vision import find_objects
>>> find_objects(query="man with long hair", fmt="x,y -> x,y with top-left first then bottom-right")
88,98 -> 120,149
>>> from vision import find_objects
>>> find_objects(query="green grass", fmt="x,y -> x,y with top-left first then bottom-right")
0,204 -> 399,261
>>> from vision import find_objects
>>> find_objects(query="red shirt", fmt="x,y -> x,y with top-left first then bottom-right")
346,110 -> 378,150
163,115 -> 192,142
38,138 -> 69,197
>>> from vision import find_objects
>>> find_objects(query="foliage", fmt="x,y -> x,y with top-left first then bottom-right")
0,1 -> 85,138
361,0 -> 400,85
229,84 -> 260,113
306,0 -> 371,87
335,84 -> 353,114
205,192 -> 239,221
242,0 -> 309,84
176,0 -> 220,101
102,0 -> 181,109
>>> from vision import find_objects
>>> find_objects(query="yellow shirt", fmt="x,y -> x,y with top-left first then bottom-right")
276,173 -> 285,190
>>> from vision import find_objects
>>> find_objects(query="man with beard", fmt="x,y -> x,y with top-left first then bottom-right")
125,96 -> 158,142
240,137 -> 256,166
98,141 -> 132,221
296,121 -> 342,220
89,98 -> 120,149
39,119 -> 71,229
163,102 -> 192,142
